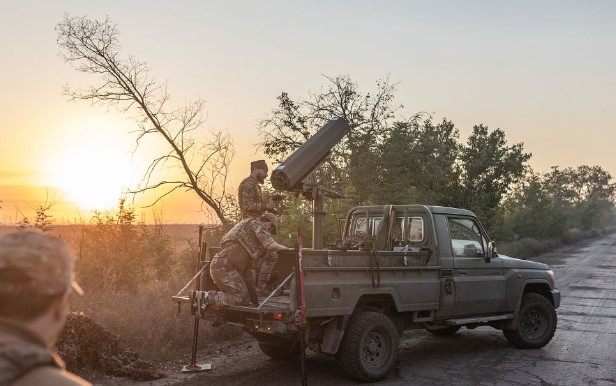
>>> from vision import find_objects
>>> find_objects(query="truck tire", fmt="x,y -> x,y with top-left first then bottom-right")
337,311 -> 399,382
503,293 -> 557,349
256,335 -> 300,360
425,325 -> 462,336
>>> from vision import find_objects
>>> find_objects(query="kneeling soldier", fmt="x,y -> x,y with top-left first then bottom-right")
206,213 -> 291,307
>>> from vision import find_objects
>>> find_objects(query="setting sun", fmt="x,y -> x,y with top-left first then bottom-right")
41,117 -> 137,212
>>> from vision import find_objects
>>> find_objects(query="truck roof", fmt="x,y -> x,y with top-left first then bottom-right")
424,205 -> 475,217
349,204 -> 476,217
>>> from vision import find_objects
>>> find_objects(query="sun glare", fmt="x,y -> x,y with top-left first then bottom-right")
42,117 -> 137,212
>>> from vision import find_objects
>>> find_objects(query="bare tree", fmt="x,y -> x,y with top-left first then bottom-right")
56,14 -> 235,225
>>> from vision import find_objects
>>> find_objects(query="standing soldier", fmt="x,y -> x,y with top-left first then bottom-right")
200,213 -> 291,308
0,231 -> 91,386
238,159 -> 276,219
237,160 -> 283,296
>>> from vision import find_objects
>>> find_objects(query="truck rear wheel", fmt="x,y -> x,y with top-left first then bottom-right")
337,311 -> 399,382
256,335 -> 300,360
503,293 -> 557,349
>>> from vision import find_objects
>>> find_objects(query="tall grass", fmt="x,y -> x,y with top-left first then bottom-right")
70,278 -> 242,361
57,203 -> 240,362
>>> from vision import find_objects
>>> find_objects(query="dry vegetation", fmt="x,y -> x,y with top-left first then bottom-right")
0,213 -> 243,379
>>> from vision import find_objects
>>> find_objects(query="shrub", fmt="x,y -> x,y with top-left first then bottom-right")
498,237 -> 562,259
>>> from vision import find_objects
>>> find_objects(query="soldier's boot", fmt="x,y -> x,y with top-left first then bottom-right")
190,290 -> 210,318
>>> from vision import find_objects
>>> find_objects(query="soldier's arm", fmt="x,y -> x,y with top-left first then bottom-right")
265,240 -> 293,252
256,224 -> 292,251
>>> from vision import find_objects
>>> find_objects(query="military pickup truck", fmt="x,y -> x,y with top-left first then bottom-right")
175,203 -> 560,382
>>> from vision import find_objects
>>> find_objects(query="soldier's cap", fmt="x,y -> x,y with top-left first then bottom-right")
260,212 -> 277,235
0,231 -> 84,297
250,160 -> 268,171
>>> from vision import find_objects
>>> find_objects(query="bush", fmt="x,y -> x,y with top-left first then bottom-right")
561,228 -> 600,244
498,237 -> 562,259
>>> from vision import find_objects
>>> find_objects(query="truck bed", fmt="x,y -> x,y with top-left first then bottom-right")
228,294 -> 292,314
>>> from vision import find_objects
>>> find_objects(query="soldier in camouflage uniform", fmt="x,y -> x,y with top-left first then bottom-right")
238,160 -> 284,296
0,231 -> 90,386
238,159 -> 276,219
205,213 -> 291,307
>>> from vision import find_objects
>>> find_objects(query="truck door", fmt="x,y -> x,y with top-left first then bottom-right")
448,217 -> 506,316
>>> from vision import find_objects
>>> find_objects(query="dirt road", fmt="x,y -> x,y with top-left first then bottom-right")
99,233 -> 616,386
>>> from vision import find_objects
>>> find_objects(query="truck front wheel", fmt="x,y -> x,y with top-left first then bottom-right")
337,311 -> 399,382
503,293 -> 557,349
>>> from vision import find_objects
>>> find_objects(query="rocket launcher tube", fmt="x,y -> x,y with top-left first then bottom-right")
271,117 -> 350,191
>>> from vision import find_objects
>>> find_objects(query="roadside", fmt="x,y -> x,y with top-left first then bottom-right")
87,333 -> 260,386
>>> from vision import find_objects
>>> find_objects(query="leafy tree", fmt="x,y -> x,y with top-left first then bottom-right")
502,172 -> 569,239
543,165 -> 616,230
455,124 -> 531,231
501,164 -> 615,244
374,118 -> 460,205
258,74 -> 403,205
56,14 -> 235,225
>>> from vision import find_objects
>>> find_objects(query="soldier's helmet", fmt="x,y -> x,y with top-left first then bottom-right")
260,212 -> 277,235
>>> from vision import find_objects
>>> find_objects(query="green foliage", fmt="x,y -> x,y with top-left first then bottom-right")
498,237 -> 563,259
260,74 -> 616,255
501,174 -> 567,240
76,200 -> 175,291
500,165 -> 616,252
372,118 -> 461,206
259,74 -> 403,206
455,124 -> 531,232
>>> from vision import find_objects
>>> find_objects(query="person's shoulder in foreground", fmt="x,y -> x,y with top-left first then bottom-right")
13,365 -> 90,386
0,231 -> 91,386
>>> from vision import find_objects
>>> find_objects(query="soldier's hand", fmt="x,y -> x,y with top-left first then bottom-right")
265,198 -> 276,210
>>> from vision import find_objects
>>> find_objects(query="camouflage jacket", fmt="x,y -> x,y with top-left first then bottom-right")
238,175 -> 264,219
218,219 -> 279,271
0,317 -> 90,386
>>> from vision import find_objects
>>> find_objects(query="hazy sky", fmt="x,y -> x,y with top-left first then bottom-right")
1,1 -> 615,224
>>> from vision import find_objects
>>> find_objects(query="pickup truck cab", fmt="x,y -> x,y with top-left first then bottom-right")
177,204 -> 560,382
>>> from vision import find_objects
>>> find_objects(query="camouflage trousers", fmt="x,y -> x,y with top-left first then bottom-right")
209,255 -> 253,307
256,250 -> 278,295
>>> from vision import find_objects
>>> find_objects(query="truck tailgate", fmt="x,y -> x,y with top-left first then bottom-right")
226,294 -> 292,314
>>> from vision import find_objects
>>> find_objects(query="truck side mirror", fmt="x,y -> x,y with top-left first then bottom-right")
463,244 -> 480,257
486,241 -> 496,262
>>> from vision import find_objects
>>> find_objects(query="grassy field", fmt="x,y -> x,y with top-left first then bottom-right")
0,224 -> 242,362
